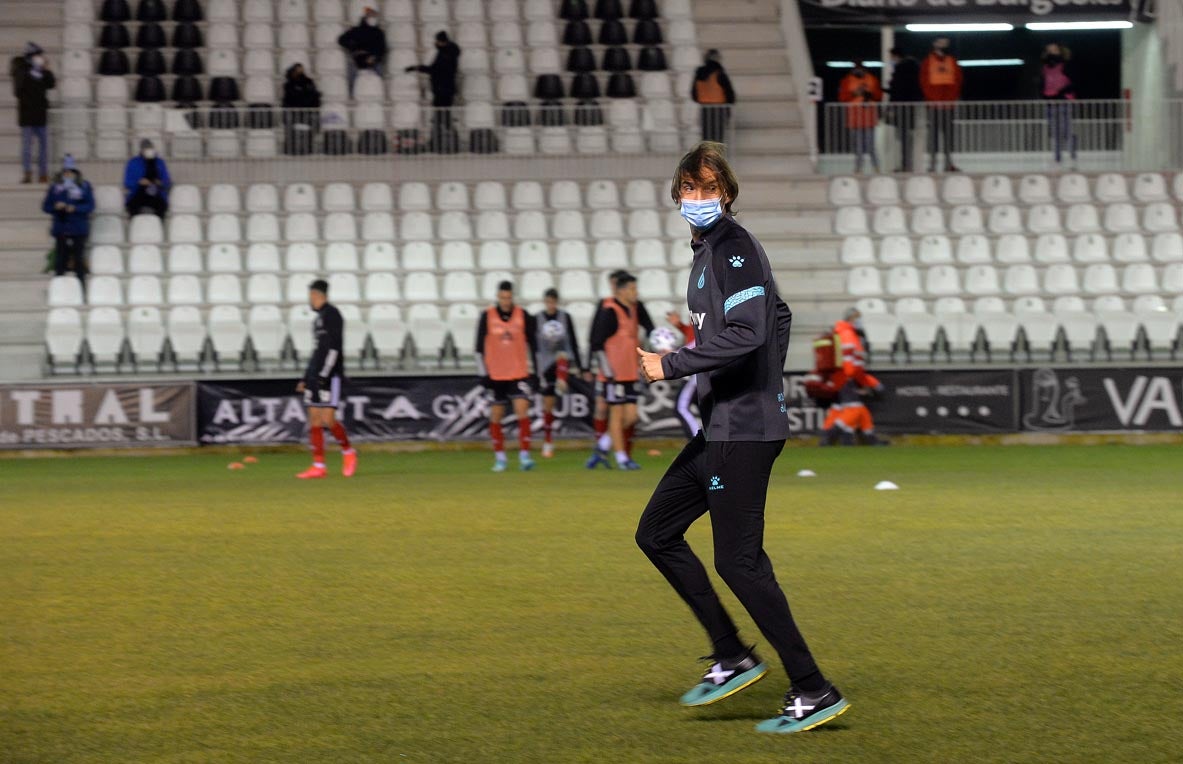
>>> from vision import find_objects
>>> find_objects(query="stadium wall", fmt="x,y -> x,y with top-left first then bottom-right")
3,366 -> 1181,449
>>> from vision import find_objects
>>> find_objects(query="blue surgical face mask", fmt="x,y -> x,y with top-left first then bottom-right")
680,197 -> 724,229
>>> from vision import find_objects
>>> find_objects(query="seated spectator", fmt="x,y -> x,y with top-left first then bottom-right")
339,7 -> 387,96
42,154 -> 94,282
123,139 -> 171,218
282,63 -> 322,155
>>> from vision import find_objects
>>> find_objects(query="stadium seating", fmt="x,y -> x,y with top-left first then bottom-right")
58,177 -> 683,370
63,0 -> 699,158
831,173 -> 1183,361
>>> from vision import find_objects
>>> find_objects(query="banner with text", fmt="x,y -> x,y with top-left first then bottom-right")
1018,367 -> 1183,432
799,0 -> 1148,26
197,370 -> 1023,445
0,382 -> 196,449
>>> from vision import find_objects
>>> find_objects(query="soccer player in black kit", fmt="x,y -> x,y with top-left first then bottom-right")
296,279 -> 357,479
635,143 -> 849,733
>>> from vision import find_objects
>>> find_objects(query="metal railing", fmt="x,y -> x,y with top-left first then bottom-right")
820,99 -> 1183,175
48,103 -> 735,185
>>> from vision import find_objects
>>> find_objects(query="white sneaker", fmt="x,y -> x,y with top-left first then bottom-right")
542,442 -> 555,458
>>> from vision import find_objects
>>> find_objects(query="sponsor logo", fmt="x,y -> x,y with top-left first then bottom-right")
729,255 -> 745,268
709,475 -> 725,491
697,266 -> 707,289
690,312 -> 707,330
1023,368 -> 1085,431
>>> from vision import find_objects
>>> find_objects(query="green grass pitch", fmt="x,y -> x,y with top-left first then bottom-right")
2,444 -> 1182,763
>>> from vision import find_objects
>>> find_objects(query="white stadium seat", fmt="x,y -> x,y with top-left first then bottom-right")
1044,264 -> 1080,295
206,244 -> 241,273
1065,203 -> 1101,234
1082,264 -> 1119,294
1152,233 -> 1183,263
881,235 -> 916,265
1143,202 -> 1180,233
834,207 -> 868,236
829,176 -> 861,207
1056,173 -> 1091,203
1072,234 -> 1108,263
1113,233 -> 1148,263
916,236 -> 951,265
964,265 -> 1001,296
1019,174 -> 1054,204
904,176 -> 938,205
847,266 -> 882,297
886,266 -> 922,296
1103,203 -> 1140,233
872,206 -> 907,236
865,176 -> 899,206
1133,172 -> 1169,202
1027,204 -> 1062,234
911,206 -> 945,235
167,274 -> 204,305
208,274 -> 243,305
1035,234 -> 1070,264
942,175 -> 976,204
364,242 -> 398,271
1095,173 -> 1129,202
556,241 -> 591,269
841,236 -> 874,265
325,242 -> 360,272
1003,265 -> 1040,296
980,175 -> 1015,205
949,205 -> 984,235
403,242 -> 438,271
86,307 -> 125,365
248,273 -> 283,304
88,275 -> 124,306
128,244 -> 163,274
995,234 -> 1031,264
366,272 -> 401,302
244,184 -> 277,213
285,242 -> 319,272
957,234 -> 992,264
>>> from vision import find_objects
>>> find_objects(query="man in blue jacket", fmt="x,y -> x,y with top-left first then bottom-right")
123,139 -> 171,217
42,154 -> 94,282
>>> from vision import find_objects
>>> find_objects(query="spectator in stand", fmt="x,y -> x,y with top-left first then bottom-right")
838,61 -> 883,174
920,37 -> 963,173
123,139 -> 171,218
10,42 -> 55,184
282,63 -> 321,155
691,49 -> 735,143
1041,43 -> 1077,168
405,32 -> 461,151
42,154 -> 94,283
339,7 -> 388,97
886,47 -> 922,173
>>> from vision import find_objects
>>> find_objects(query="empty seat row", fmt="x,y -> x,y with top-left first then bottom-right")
87,238 -> 686,275
835,202 -> 1182,237
95,207 -> 681,246
831,172 -> 1183,207
120,179 -> 669,215
48,266 -> 680,308
847,263 -> 1183,298
855,295 -> 1181,361
841,232 -> 1183,266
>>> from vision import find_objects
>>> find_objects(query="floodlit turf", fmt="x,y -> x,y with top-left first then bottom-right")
2,444 -> 1182,763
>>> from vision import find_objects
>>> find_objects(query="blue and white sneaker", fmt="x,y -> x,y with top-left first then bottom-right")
618,459 -> 642,471
585,449 -> 611,470
679,647 -> 767,707
491,459 -> 507,473
519,453 -> 535,471
756,684 -> 850,734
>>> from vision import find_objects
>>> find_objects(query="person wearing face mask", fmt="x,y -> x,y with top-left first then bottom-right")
838,60 -> 883,174
636,142 -> 851,735
10,42 -> 56,184
42,154 -> 95,283
338,7 -> 388,97
123,139 -> 172,218
692,49 -> 736,143
819,307 -> 886,446
920,37 -> 963,173
405,32 -> 462,153
1040,43 -> 1077,167
282,63 -> 322,155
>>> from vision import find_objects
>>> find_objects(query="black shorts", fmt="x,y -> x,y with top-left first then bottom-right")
539,363 -> 560,397
596,378 -> 641,405
487,378 -> 534,405
304,375 -> 342,408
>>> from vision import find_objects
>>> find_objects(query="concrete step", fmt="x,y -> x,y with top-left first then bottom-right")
5,0 -> 64,26
696,0 -> 779,23
0,27 -> 62,51
694,23 -> 784,48
0,276 -> 48,311
0,345 -> 47,382
735,100 -> 803,128
729,73 -> 795,100
714,49 -> 791,76
734,153 -> 814,177
0,311 -> 45,343
0,219 -> 53,250
737,126 -> 808,153
743,211 -> 833,237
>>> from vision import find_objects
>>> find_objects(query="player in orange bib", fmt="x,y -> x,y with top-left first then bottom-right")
587,272 -> 654,470
475,280 -> 540,472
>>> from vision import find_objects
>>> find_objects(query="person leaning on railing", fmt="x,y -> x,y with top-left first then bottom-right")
838,61 -> 883,174
691,49 -> 735,144
920,37 -> 963,173
282,63 -> 322,156
1040,43 -> 1078,168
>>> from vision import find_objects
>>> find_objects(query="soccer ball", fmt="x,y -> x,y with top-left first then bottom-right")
648,326 -> 681,354
541,319 -> 566,348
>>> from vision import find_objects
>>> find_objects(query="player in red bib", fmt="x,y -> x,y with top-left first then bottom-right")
475,280 -> 540,472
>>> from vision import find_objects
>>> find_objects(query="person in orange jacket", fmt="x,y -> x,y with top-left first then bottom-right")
919,37 -> 963,173
820,308 -> 887,446
838,61 -> 883,174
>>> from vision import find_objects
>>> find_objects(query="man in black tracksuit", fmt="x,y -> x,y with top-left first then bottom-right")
636,142 -> 848,734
